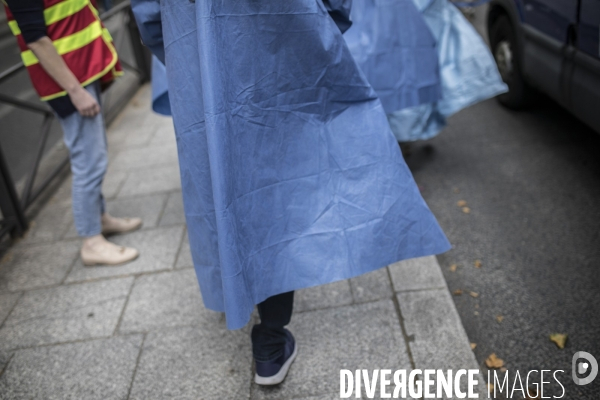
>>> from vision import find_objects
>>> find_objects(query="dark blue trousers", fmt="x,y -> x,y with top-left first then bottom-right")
251,291 -> 294,362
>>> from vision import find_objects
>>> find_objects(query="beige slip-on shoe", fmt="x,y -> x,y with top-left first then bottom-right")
81,239 -> 139,266
101,214 -> 143,235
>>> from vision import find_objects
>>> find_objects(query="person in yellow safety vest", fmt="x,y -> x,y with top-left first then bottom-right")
4,0 -> 143,265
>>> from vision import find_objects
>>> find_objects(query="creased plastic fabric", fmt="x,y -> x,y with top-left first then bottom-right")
344,0 -> 442,113
133,0 -> 450,330
323,0 -> 354,33
347,0 -> 507,142
150,55 -> 171,116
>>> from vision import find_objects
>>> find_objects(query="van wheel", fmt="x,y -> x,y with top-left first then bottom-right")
489,15 -> 532,109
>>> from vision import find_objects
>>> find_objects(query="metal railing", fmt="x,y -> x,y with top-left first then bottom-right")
0,1 -> 150,239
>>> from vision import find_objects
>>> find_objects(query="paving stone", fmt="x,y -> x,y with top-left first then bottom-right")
350,268 -> 393,303
252,300 -> 411,400
106,193 -> 168,229
0,84 -> 481,399
120,269 -> 216,333
42,177 -> 152,240
118,165 -> 181,197
46,176 -> 73,207
175,233 -> 193,269
290,394 -> 419,400
0,335 -> 142,400
294,280 -> 353,313
107,125 -> 155,150
159,191 -> 185,226
107,104 -> 157,150
63,193 -> 168,239
388,256 -> 447,292
0,277 -> 133,350
0,350 -> 12,372
125,83 -> 151,107
20,203 -> 73,245
102,169 -> 128,199
109,143 -> 178,171
0,241 -> 80,292
65,226 -> 184,283
290,395 -> 418,400
112,110 -> 152,131
0,292 -> 21,326
109,87 -> 150,121
290,395 -> 339,400
129,325 -> 252,400
397,289 -> 485,397
149,119 -> 176,147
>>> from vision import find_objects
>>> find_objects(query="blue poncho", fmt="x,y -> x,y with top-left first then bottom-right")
345,0 -> 507,142
133,0 -> 450,329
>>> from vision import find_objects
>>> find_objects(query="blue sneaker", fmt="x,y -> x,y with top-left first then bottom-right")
254,330 -> 298,385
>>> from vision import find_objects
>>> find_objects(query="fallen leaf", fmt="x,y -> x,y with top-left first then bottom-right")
457,200 -> 468,207
550,333 -> 568,349
0,252 -> 13,264
469,291 -> 479,298
474,311 -> 480,316
474,260 -> 483,268
487,383 -> 494,395
453,289 -> 463,296
485,353 -> 504,369
496,315 -> 504,323
500,367 -> 507,373
462,207 -> 471,214
449,264 -> 458,272
526,387 -> 539,399
470,343 -> 477,350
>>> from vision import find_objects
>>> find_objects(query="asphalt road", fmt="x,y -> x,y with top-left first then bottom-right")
405,94 -> 600,399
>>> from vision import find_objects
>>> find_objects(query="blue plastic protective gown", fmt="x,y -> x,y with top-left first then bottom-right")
150,0 -> 442,119
132,0 -> 451,330
150,55 -> 171,116
343,0 -> 442,112
346,0 -> 507,142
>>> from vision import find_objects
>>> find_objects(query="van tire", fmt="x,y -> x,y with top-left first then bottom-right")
490,15 -> 533,109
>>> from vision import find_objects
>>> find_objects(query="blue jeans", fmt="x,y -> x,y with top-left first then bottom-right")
56,82 -> 107,237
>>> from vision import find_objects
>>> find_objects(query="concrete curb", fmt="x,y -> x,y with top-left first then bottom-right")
389,255 -> 487,397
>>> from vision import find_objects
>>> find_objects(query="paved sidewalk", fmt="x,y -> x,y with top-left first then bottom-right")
0,85 -> 482,400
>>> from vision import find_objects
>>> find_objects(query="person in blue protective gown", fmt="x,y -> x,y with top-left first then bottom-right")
346,0 -> 507,143
150,0 -> 507,144
132,0 -> 450,385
